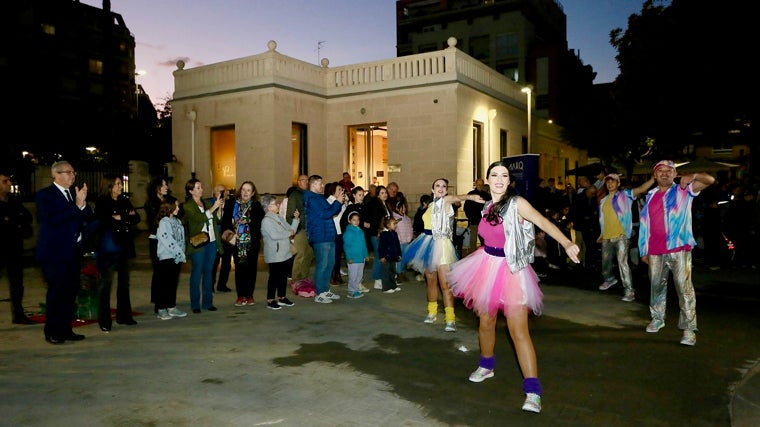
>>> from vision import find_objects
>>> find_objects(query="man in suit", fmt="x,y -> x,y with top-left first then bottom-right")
36,160 -> 94,344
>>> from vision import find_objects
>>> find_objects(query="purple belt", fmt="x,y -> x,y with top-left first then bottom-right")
483,245 -> 505,257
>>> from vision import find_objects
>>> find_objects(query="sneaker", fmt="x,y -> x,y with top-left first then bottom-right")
234,297 -> 246,307
167,307 -> 187,318
266,300 -> 281,310
277,297 -> 295,307
373,279 -> 383,289
598,279 -> 618,290
324,291 -> 341,300
314,292 -> 333,304
383,288 -> 397,293
359,285 -> 370,293
468,367 -> 494,383
245,297 -> 256,305
156,309 -> 172,320
444,321 -> 456,332
522,393 -> 542,413
394,286 -> 401,292
680,330 -> 696,346
415,274 -> 424,282
424,313 -> 437,323
347,291 -> 364,299
646,319 -> 665,333
621,291 -> 635,302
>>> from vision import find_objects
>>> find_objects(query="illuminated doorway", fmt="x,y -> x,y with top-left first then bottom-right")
211,126 -> 236,191
348,123 -> 387,189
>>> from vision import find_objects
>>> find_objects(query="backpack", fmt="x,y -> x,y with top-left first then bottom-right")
289,278 -> 316,298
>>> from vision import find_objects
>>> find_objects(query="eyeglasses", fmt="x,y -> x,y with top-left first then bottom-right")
56,170 -> 76,176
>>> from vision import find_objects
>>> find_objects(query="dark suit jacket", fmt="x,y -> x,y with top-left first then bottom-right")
35,184 -> 94,262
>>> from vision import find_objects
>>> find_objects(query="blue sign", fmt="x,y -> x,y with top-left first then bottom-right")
503,154 -> 540,204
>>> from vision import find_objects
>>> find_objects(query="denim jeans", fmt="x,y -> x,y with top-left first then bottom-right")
371,236 -> 381,280
312,241 -> 335,295
189,243 -> 217,310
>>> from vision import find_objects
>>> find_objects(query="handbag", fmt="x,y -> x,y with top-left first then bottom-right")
221,229 -> 238,246
189,232 -> 210,248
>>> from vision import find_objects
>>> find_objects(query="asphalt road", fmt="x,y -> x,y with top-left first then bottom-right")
1,235 -> 758,426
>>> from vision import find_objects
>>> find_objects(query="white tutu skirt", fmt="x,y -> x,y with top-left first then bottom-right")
402,233 -> 458,273
448,247 -> 543,318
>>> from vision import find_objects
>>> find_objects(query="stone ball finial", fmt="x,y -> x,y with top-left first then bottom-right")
447,37 -> 457,48
320,58 -> 330,67
176,60 -> 185,70
267,40 -> 277,51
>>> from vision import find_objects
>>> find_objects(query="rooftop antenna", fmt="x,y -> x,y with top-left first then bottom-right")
317,40 -> 326,64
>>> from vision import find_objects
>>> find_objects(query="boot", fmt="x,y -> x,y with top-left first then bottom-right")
11,287 -> 35,324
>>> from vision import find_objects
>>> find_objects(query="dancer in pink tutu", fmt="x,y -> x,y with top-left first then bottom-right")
402,178 -> 484,332
448,160 -> 580,414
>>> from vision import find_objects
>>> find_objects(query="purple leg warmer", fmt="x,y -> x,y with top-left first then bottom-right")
479,355 -> 495,370
523,377 -> 542,395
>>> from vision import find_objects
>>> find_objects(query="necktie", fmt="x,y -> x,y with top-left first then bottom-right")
65,189 -> 74,203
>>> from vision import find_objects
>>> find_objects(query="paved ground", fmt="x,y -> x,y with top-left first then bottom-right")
1,233 -> 758,427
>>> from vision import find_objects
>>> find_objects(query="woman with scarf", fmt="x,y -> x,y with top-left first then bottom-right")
221,181 -> 265,307
401,178 -> 484,332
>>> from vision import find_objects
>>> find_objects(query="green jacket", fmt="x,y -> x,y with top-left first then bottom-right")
182,198 -> 221,255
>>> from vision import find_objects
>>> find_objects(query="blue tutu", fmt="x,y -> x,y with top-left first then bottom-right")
402,232 -> 458,273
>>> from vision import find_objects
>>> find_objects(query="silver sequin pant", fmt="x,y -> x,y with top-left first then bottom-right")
601,235 -> 633,292
647,251 -> 697,331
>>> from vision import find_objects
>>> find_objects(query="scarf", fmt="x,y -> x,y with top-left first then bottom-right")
233,199 -> 252,262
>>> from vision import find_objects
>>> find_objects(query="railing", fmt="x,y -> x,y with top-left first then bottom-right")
174,42 -> 527,106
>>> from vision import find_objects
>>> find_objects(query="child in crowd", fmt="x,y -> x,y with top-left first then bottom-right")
393,201 -> 413,283
378,216 -> 402,293
343,211 -> 369,298
155,195 -> 187,320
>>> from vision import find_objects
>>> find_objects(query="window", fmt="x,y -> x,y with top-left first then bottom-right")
473,121 -> 484,181
469,35 -> 490,61
292,123 -> 308,180
496,62 -> 519,82
41,23 -> 55,35
495,34 -> 518,58
499,129 -> 508,159
88,59 -> 103,75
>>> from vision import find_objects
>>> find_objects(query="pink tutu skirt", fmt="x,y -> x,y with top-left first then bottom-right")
448,247 -> 543,318
402,232 -> 458,273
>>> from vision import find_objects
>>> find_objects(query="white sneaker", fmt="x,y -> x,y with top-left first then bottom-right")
444,321 -> 456,332
383,288 -> 397,294
358,285 -> 370,293
468,367 -> 494,383
373,279 -> 382,289
314,292 -> 333,304
522,393 -> 541,413
423,313 -> 437,323
324,291 -> 341,300
167,307 -> 187,318
598,278 -> 618,291
156,309 -> 172,320
680,330 -> 696,346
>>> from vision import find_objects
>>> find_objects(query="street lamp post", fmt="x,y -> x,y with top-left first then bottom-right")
187,110 -> 197,178
521,86 -> 532,153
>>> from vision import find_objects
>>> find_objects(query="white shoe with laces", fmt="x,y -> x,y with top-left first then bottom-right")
522,393 -> 541,413
468,367 -> 494,383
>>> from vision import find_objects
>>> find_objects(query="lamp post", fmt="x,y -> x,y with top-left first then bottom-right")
187,110 -> 197,178
521,86 -> 533,153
